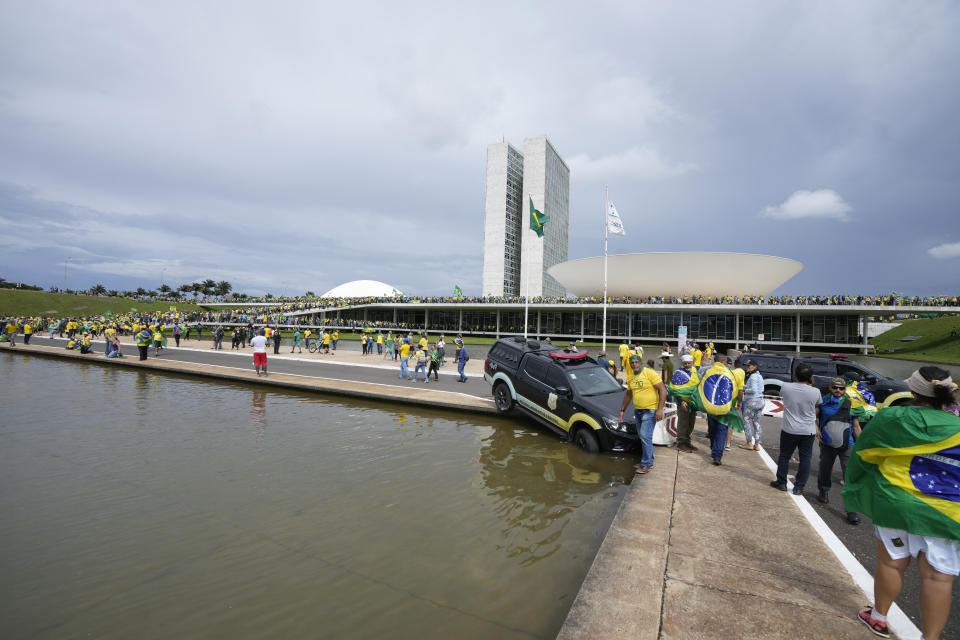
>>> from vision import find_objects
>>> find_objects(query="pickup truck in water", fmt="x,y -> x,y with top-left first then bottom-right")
746,352 -> 912,409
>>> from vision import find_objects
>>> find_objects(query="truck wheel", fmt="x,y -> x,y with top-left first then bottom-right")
572,427 -> 600,453
493,383 -> 514,412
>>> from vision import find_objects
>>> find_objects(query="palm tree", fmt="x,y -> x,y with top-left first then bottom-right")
214,280 -> 232,297
191,282 -> 203,299
92,284 -> 107,295
159,284 -> 172,295
201,279 -> 217,297
107,290 -> 119,297
136,287 -> 147,296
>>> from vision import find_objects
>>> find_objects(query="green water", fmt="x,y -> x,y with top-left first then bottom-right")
0,354 -> 635,639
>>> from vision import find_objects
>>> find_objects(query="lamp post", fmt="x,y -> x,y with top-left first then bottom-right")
64,256 -> 72,292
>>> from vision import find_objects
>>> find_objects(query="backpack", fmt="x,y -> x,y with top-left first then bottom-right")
462,348 -> 470,362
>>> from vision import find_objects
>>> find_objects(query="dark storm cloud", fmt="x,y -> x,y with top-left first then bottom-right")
0,1 -> 957,296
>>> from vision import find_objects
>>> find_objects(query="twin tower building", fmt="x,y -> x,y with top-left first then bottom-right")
481,136 -> 570,298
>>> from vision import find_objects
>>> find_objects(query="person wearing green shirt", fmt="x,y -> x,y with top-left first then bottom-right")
291,329 -> 302,353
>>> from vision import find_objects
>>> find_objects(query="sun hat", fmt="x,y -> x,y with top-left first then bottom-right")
681,354 -> 693,363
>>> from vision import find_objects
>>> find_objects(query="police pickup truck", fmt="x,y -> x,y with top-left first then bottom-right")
748,352 -> 911,409
483,336 -> 637,453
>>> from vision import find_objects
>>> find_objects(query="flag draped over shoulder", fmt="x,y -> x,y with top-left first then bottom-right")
529,197 -> 549,238
843,406 -> 960,540
668,363 -> 743,432
607,201 -> 626,236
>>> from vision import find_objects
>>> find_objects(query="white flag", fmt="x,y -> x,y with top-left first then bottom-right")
607,201 -> 626,236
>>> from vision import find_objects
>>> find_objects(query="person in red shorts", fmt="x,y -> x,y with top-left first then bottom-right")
251,329 -> 268,376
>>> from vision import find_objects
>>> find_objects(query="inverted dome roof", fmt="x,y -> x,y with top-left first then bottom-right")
547,252 -> 802,298
320,279 -> 403,298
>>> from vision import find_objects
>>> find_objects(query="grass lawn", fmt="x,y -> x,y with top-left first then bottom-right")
0,289 -> 202,317
870,316 -> 960,365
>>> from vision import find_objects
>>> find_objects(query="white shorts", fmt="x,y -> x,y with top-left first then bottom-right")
875,526 -> 960,576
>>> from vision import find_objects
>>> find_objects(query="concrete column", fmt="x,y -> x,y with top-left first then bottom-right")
363,308 -> 367,324
734,311 -> 740,349
459,308 -> 463,333
496,309 -> 500,338
537,310 -> 541,339
424,308 -> 429,333
796,312 -> 801,353
580,311 -> 585,342
862,314 -> 869,355
393,307 -> 397,326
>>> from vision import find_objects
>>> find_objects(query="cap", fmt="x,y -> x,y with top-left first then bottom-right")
830,377 -> 846,387
743,359 -> 757,367
681,354 -> 693,363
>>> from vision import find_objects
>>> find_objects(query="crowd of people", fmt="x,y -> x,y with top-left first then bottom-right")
604,336 -> 959,639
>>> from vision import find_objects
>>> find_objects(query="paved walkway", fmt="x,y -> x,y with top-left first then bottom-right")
1,342 -> 921,639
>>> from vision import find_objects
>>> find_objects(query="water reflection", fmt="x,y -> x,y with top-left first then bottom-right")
250,391 -> 267,434
478,427 -> 631,567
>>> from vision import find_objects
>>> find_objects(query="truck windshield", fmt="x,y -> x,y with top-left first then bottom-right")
567,367 -> 622,396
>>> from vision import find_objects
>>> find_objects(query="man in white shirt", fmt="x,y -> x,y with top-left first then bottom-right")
251,329 -> 269,376
771,363 -> 822,495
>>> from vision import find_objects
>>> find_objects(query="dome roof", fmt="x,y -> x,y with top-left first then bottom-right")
547,252 -> 802,298
320,279 -> 403,298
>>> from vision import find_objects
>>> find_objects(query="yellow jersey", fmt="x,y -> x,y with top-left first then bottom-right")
625,367 -> 663,410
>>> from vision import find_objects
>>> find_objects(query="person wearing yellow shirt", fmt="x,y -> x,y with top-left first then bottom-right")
398,338 -> 413,380
152,327 -> 164,356
322,330 -> 331,354
619,354 -> 667,474
104,326 -> 117,356
418,335 -> 428,351
331,330 -> 339,351
303,329 -> 312,350
618,341 -> 630,371
377,332 -> 385,355
22,321 -> 33,344
691,344 -> 703,368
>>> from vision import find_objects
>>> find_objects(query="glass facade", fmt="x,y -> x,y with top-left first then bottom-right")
739,315 -> 795,343
502,147 -> 524,296
312,306 -> 866,347
629,313 -> 679,339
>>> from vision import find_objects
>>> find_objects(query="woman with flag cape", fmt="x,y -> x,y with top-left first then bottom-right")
668,355 -> 743,465
843,366 -> 960,640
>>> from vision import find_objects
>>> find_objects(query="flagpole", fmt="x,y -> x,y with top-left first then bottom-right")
523,242 -> 529,339
602,185 -> 609,354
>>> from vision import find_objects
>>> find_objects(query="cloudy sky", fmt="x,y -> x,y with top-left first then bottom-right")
1,1 -> 957,297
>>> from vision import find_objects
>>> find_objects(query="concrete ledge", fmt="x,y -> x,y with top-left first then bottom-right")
0,344 -> 497,415
557,448 -> 678,640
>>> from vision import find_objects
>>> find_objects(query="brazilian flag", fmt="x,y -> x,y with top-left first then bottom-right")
846,381 -> 877,425
843,406 -> 960,540
454,285 -> 463,298
529,197 -> 549,238
668,363 -> 743,432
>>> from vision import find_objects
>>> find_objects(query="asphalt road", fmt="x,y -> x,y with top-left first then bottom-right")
34,334 -> 957,636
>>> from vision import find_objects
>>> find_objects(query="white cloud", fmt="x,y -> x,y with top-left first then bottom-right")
760,189 -> 853,221
928,242 -> 960,259
567,146 -> 696,182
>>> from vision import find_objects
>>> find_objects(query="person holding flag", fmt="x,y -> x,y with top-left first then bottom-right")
844,366 -> 960,640
670,354 -> 701,452
669,354 -> 743,464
